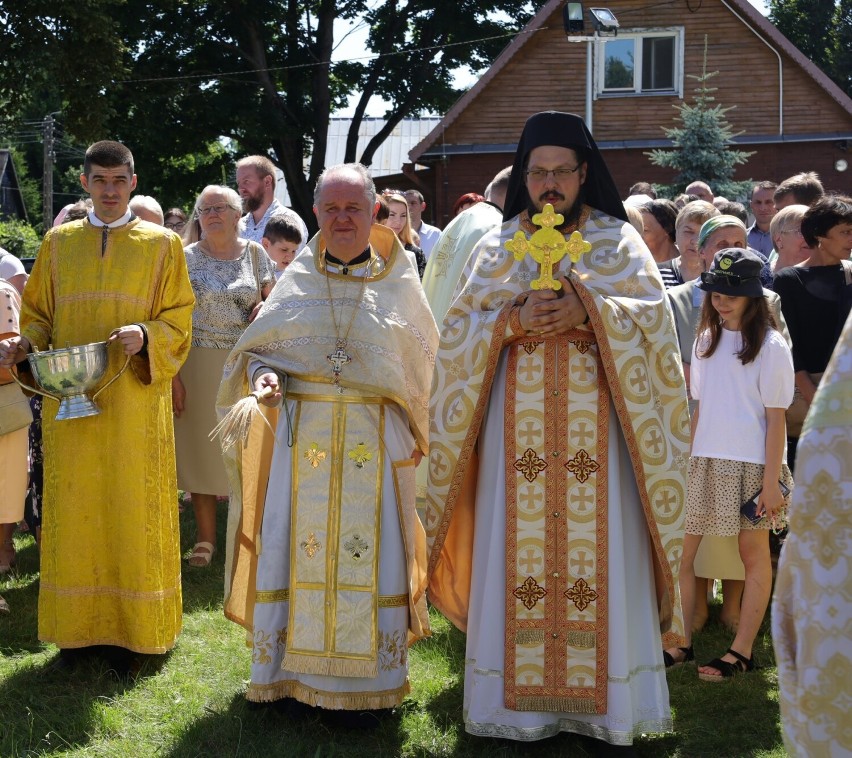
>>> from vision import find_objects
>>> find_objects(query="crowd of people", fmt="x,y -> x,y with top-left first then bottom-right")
0,120 -> 849,756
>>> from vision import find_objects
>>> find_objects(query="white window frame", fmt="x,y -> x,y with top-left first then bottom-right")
594,27 -> 684,99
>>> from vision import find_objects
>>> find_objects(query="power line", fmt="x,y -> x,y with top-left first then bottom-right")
119,26 -> 543,85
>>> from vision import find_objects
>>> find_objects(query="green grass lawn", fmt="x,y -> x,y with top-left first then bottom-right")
0,508 -> 786,757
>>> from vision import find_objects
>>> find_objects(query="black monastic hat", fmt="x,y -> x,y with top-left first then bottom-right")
502,111 -> 627,223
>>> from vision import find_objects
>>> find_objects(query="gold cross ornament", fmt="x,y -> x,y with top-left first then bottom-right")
505,203 -> 592,290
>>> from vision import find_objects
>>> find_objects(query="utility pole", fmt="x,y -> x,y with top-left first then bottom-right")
42,115 -> 55,230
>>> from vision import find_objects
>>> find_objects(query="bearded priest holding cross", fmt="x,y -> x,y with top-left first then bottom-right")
426,112 -> 690,749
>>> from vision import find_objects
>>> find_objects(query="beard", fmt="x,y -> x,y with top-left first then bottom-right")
242,190 -> 263,214
526,187 -> 585,230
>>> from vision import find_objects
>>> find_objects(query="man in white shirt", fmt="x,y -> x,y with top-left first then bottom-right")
235,155 -> 308,248
402,189 -> 440,259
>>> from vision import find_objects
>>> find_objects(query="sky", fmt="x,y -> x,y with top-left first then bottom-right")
333,0 -> 771,118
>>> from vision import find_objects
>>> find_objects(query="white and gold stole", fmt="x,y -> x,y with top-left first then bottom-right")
283,386 -> 390,679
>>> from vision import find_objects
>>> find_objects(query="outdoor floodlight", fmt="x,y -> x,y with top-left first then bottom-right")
589,7 -> 619,35
563,2 -> 585,34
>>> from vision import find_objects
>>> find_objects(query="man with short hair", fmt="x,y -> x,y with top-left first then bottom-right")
129,194 -> 165,225
774,172 -> 824,209
402,188 -> 441,259
427,112 -> 689,748
685,180 -> 714,203
0,140 -> 194,669
747,181 -> 778,256
235,155 -> 308,248
220,163 -> 438,721
629,181 -> 656,199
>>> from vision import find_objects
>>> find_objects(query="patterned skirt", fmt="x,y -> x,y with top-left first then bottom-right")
686,456 -> 794,536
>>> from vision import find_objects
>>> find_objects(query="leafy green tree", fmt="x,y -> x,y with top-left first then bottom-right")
0,219 -> 41,258
770,0 -> 851,97
1,1 -> 543,232
645,40 -> 754,199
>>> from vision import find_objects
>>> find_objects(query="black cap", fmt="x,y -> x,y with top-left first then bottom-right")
698,248 -> 764,298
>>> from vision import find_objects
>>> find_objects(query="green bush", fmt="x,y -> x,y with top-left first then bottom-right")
0,218 -> 41,259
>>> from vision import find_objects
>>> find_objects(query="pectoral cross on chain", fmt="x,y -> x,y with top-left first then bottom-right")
327,339 -> 351,393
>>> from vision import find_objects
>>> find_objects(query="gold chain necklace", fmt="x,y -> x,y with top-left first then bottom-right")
324,252 -> 371,393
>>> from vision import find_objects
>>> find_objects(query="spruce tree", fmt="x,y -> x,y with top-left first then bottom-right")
646,38 -> 754,199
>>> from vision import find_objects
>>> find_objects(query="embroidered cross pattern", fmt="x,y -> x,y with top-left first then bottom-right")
514,448 -> 548,482
343,534 -> 369,560
348,442 -> 373,468
564,577 -> 598,611
301,532 -> 321,559
304,442 -> 327,468
513,575 -> 547,610
564,449 -> 599,483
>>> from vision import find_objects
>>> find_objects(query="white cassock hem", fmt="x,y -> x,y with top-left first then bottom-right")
462,354 -> 672,744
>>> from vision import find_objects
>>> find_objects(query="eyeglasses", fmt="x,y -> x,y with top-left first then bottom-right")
197,204 -> 231,216
700,271 -> 758,287
526,167 -> 581,181
164,221 -> 186,231
779,228 -> 803,237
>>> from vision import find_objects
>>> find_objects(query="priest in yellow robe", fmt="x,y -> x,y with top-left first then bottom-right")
219,163 -> 437,717
0,141 -> 193,665
427,113 -> 689,747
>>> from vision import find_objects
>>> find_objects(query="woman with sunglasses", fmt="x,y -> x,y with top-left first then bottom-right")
669,247 -> 794,681
173,185 -> 275,567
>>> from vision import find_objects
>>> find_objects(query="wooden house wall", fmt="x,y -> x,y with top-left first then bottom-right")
432,0 -> 851,153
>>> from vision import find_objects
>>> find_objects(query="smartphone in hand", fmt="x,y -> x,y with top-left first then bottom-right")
741,481 -> 791,524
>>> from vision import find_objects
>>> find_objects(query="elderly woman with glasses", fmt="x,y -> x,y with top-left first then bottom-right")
769,205 -> 811,273
173,185 -> 276,567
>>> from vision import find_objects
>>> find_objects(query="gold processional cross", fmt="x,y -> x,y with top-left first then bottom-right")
504,203 -> 592,290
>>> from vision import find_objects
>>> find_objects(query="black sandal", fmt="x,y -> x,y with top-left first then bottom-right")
663,644 -> 694,668
698,647 -> 754,681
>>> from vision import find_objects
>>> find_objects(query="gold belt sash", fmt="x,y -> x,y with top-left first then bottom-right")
283,393 -> 387,678
504,329 -> 609,714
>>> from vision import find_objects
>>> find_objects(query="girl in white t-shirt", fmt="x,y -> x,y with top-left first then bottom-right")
664,248 -> 794,681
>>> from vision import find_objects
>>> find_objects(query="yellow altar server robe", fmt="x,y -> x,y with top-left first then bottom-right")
21,217 -> 194,653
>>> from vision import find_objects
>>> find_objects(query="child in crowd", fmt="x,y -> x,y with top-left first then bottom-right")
261,214 -> 302,280
666,248 -> 794,680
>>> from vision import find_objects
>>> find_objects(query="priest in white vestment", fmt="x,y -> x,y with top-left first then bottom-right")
772,309 -> 852,757
219,163 -> 438,717
426,112 -> 689,748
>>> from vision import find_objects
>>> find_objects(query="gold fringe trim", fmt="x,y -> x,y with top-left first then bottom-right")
566,631 -> 596,649
283,651 -> 378,679
255,588 -> 408,607
516,629 -> 545,644
514,695 -> 598,714
246,679 -> 410,710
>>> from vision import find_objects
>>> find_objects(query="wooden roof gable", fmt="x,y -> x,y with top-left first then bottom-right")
410,0 -> 852,162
